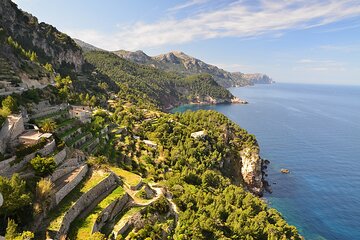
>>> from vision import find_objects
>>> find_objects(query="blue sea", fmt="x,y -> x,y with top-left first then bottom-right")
172,83 -> 360,240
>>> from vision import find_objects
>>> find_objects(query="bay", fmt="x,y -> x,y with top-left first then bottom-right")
172,83 -> 360,240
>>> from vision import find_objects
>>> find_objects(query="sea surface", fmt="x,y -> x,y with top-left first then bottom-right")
172,83 -> 360,240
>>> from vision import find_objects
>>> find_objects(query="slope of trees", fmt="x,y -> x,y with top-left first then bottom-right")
84,51 -> 234,109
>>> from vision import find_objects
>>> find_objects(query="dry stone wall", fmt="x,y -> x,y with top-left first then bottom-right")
54,148 -> 67,165
52,164 -> 88,208
0,139 -> 56,178
92,193 -> 132,233
55,172 -> 121,240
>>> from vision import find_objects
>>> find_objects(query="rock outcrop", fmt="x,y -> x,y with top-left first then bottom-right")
0,0 -> 84,71
240,147 -> 263,196
240,73 -> 274,84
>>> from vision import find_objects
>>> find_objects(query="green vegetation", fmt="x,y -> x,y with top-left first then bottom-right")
48,170 -> 110,231
5,219 -> 34,240
7,36 -> 39,63
110,167 -> 142,187
30,155 -> 56,176
68,186 -> 125,239
40,118 -> 57,132
85,51 -> 233,109
2,96 -> 19,113
14,138 -> 47,161
0,174 -> 32,219
112,206 -> 144,235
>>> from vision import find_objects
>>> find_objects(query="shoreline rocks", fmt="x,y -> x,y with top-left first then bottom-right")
281,168 -> 290,174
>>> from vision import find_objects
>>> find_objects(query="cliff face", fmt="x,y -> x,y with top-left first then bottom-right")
241,73 -> 274,84
0,0 -> 84,71
240,147 -> 263,195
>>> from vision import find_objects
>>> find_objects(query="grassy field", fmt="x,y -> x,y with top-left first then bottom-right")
47,170 -> 110,231
110,167 -> 142,187
68,186 -> 125,239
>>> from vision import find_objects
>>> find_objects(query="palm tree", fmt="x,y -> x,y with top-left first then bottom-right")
41,118 -> 57,133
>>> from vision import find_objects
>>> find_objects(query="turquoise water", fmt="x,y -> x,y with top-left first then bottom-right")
172,83 -> 360,240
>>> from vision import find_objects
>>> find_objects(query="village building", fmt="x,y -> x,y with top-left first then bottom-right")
69,105 -> 92,123
18,131 -> 52,145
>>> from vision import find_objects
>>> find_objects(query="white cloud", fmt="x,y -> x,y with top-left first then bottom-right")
68,0 -> 360,51
168,0 -> 209,12
295,59 -> 346,72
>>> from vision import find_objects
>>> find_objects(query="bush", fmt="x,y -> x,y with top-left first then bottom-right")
30,155 -> 56,176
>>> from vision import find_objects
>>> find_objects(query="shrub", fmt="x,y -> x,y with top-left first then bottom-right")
30,155 -> 56,176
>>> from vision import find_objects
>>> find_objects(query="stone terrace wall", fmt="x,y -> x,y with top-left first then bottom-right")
50,166 -> 77,183
92,193 -> 132,233
0,139 -> 56,178
54,148 -> 67,165
0,156 -> 15,172
55,172 -> 121,240
53,164 -> 88,208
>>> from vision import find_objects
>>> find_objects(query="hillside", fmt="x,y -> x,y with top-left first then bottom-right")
0,1 -> 300,240
84,51 -> 238,110
74,38 -> 104,53
114,49 -> 274,87
0,0 -> 84,96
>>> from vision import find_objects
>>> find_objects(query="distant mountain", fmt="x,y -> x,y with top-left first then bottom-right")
74,38 -> 104,53
239,73 -> 274,84
113,50 -> 274,88
73,39 -> 274,88
113,50 -> 245,87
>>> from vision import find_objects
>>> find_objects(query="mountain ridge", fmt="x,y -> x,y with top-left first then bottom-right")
74,39 -> 274,88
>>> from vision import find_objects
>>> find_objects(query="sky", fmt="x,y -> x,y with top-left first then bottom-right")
11,0 -> 360,85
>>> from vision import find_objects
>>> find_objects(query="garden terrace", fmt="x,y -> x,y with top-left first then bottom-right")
68,186 -> 126,239
80,136 -> 99,153
55,118 -> 78,133
57,125 -> 82,140
111,206 -> 144,238
110,167 -> 142,190
33,109 -> 69,124
66,132 -> 92,148
47,170 -> 111,232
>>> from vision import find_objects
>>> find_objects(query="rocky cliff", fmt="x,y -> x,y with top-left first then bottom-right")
0,0 -> 84,72
240,73 -> 274,84
240,147 -> 263,196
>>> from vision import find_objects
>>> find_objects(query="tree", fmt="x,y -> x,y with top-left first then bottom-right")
0,174 -> 31,218
5,219 -> 34,240
202,170 -> 220,189
29,51 -> 38,62
5,219 -> 18,240
89,95 -> 97,107
34,178 -> 53,214
89,232 -> 106,240
98,82 -> 108,90
2,96 -> 18,113
30,155 -> 56,176
43,63 -> 53,73
41,118 -> 57,133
